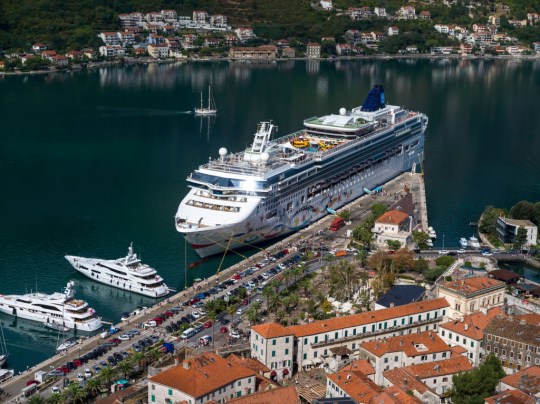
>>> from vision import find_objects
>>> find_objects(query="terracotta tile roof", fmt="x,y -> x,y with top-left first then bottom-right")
227,385 -> 299,403
287,298 -> 449,337
484,315 -> 540,345
513,313 -> 540,325
383,368 -> 433,395
373,386 -> 423,404
440,307 -> 503,340
399,356 -> 472,379
375,210 -> 409,225
361,331 -> 450,357
450,345 -> 468,356
485,389 -> 536,404
327,370 -> 382,402
439,276 -> 505,295
338,359 -> 375,376
251,322 -> 293,338
500,366 -> 540,390
149,352 -> 255,399
227,354 -> 270,373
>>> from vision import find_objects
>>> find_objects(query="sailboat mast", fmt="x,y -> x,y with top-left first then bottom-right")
200,92 -> 203,110
208,85 -> 211,109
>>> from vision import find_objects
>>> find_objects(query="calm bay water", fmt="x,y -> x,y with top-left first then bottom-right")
0,59 -> 539,372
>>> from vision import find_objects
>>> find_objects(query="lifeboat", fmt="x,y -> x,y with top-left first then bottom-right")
292,138 -> 309,148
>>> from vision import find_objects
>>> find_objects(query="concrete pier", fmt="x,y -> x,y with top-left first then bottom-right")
1,172 -> 428,400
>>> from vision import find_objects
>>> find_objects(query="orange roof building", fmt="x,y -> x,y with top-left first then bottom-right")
499,366 -> 540,394
227,385 -> 300,404
437,276 -> 506,319
383,356 -> 472,398
251,299 -> 449,375
360,331 -> 452,384
375,210 -> 409,225
148,352 -> 256,403
485,389 -> 537,404
438,306 -> 503,366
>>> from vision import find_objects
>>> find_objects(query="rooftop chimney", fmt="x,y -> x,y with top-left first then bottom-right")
464,324 -> 469,331
183,360 -> 191,369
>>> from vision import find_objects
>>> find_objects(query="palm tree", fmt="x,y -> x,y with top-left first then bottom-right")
130,351 -> 146,372
117,359 -> 134,380
98,366 -> 117,390
84,377 -> 102,398
46,392 -> 64,404
28,394 -> 46,404
62,383 -> 87,404
261,286 -> 275,312
207,311 -> 217,348
145,347 -> 162,366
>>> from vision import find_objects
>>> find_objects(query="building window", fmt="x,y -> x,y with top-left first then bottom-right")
352,343 -> 356,349
456,336 -> 460,343
168,389 -> 173,396
502,349 -> 506,356
384,358 -> 388,364
442,377 -> 448,382
285,349 -> 289,355
470,341 -> 474,348
304,338 -> 308,345
152,385 -> 155,390
303,353 -> 307,360
442,352 -> 447,358
272,351 -> 276,357
238,381 -> 242,386
353,329 -> 357,335
421,355 -> 427,361
449,333 -> 453,339
314,351 -> 318,358
151,395 -> 155,403
395,356 -> 398,362
335,332 -> 339,339
442,309 -> 446,316
442,330 -> 445,337
286,337 -> 289,343
314,336 -> 318,343
273,339 -> 276,346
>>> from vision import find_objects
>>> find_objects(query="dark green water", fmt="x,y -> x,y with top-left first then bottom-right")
0,59 -> 539,372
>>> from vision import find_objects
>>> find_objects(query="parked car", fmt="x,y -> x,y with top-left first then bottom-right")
51,386 -> 61,394
229,330 -> 241,339
236,308 -> 245,315
220,326 -> 228,333
118,334 -> 131,341
203,321 -> 213,329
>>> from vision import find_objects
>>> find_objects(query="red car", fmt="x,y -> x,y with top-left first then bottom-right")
220,326 -> 228,333
57,366 -> 70,374
73,359 -> 82,367
164,311 -> 174,318
26,380 -> 39,387
203,321 -> 213,329
232,274 -> 242,280
108,338 -> 121,345
242,298 -> 249,305
151,317 -> 164,325
188,297 -> 200,305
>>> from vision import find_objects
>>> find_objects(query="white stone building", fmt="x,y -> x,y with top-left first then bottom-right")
251,323 -> 294,380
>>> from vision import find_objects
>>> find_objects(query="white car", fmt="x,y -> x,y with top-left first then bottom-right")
229,330 -> 241,339
255,299 -> 263,305
438,250 -> 449,255
236,308 -> 245,315
457,249 -> 466,254
51,386 -> 60,394
192,311 -> 201,319
118,334 -> 131,341
84,368 -> 92,378
482,252 -> 494,257
77,373 -> 85,382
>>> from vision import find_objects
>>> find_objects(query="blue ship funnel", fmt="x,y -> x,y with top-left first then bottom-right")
361,84 -> 385,112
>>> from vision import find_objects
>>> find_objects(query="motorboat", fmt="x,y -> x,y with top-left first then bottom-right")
459,237 -> 468,248
0,281 -> 102,332
65,244 -> 169,298
428,227 -> 437,239
468,236 -> 481,249
0,368 -> 14,383
56,337 -> 79,352
426,239 -> 433,247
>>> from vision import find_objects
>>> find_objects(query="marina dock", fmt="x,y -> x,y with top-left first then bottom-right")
1,172 -> 427,400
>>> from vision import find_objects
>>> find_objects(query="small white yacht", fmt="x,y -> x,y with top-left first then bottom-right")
0,368 -> 14,383
0,281 -> 102,332
65,244 -> 169,298
426,239 -> 433,247
194,85 -> 217,115
428,226 -> 437,239
468,236 -> 481,249
56,337 -> 78,352
459,237 -> 469,248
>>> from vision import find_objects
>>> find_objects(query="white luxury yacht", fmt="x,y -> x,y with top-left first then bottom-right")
0,281 -> 102,332
65,244 -> 169,298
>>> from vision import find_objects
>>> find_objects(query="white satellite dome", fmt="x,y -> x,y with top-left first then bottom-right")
218,147 -> 228,157
260,152 -> 270,163
339,107 -> 346,116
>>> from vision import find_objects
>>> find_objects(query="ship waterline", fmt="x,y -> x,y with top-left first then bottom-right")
176,85 -> 427,257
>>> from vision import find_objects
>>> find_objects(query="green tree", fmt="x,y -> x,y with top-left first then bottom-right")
386,240 -> 402,251
510,200 -> 534,221
448,354 -> 505,404
117,359 -> 134,380
412,230 -> 430,249
84,377 -> 102,398
352,224 -> 373,250
46,393 -> 64,404
414,257 -> 429,273
391,248 -> 416,272
479,206 -> 505,236
62,383 -> 87,404
130,351 -> 146,371
338,210 -> 351,221
328,260 -> 366,301
319,297 -> 333,313
98,366 -> 117,389
28,395 -> 47,404
435,255 -> 456,268
370,203 -> 387,219
514,226 -> 528,250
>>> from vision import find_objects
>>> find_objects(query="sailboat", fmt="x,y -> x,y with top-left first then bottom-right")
0,324 -> 9,367
194,85 -> 217,115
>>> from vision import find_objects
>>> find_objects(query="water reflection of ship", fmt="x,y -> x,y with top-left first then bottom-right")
0,313 -> 75,343
197,114 -> 216,141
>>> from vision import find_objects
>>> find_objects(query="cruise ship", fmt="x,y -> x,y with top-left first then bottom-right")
65,244 -> 169,298
0,281 -> 102,332
175,85 -> 428,257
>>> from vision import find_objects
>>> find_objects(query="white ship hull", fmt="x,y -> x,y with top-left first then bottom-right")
65,255 -> 169,298
182,147 -> 422,257
0,302 -> 101,332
